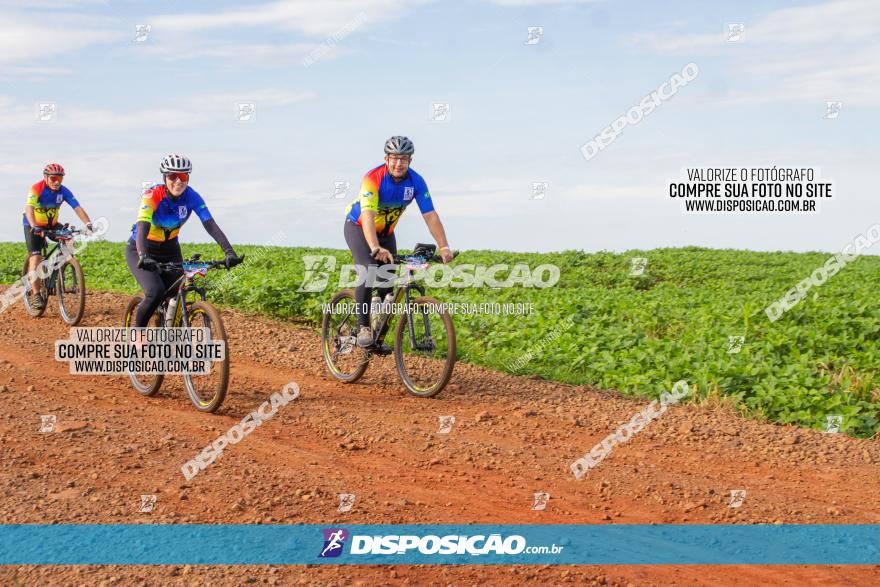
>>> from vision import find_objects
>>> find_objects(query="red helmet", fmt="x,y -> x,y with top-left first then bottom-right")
43,163 -> 65,176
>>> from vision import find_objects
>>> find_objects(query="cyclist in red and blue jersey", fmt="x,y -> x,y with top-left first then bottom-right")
23,163 -> 94,310
125,154 -> 242,327
344,136 -> 453,347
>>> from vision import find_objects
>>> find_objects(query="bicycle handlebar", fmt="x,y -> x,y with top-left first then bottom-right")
155,259 -> 227,271
35,224 -> 84,238
153,253 -> 246,272
391,250 -> 460,264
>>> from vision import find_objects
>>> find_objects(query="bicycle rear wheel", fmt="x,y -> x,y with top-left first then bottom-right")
123,295 -> 164,396
182,301 -> 229,413
58,257 -> 86,326
394,295 -> 456,398
21,258 -> 47,317
322,289 -> 370,383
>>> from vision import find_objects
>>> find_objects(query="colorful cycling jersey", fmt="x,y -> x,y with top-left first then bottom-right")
131,184 -> 213,243
344,165 -> 434,237
22,181 -> 80,228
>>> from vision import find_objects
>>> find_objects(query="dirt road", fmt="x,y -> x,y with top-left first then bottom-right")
0,290 -> 877,586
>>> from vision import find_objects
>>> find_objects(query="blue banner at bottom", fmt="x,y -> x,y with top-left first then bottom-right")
0,524 -> 877,565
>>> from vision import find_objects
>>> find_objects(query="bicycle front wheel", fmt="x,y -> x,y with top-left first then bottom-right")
58,257 -> 86,326
321,289 -> 370,383
123,295 -> 164,396
182,301 -> 229,413
394,295 -> 456,398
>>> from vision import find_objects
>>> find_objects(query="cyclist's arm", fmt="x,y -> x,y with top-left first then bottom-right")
421,211 -> 450,252
360,210 -> 381,251
414,179 -> 450,260
356,172 -> 383,252
135,221 -> 151,256
190,190 -> 235,257
72,206 -> 92,227
61,190 -> 89,225
24,205 -> 38,228
201,218 -> 235,256
24,186 -> 39,228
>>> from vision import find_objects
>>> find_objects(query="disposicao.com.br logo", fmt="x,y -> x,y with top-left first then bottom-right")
318,528 -> 563,558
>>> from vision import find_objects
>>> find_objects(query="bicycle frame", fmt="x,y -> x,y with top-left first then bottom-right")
154,261 -> 214,327
371,261 -> 431,349
323,244 -> 458,396
34,230 -> 79,292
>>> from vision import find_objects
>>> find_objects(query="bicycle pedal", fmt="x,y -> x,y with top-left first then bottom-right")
369,343 -> 393,356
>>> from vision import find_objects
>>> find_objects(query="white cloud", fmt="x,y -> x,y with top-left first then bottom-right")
628,0 -> 880,106
148,0 -> 393,37
141,41 -> 320,65
0,65 -> 74,78
0,90 -> 318,132
488,0 -> 601,4
0,12 -> 121,68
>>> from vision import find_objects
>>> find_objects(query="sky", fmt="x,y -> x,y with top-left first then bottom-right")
0,0 -> 877,253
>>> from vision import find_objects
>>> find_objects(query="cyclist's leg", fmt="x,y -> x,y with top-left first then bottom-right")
23,225 -> 45,295
375,232 -> 397,302
343,220 -> 376,329
159,241 -> 184,299
125,239 -> 169,327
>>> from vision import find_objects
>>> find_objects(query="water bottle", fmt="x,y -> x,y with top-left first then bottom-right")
370,294 -> 381,331
165,298 -> 178,325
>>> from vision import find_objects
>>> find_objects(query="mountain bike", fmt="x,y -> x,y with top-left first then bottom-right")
322,243 -> 458,398
122,254 -> 244,413
21,224 -> 87,325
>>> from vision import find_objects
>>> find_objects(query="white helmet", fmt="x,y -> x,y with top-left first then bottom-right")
159,153 -> 192,174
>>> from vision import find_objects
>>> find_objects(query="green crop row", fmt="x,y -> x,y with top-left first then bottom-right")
2,241 -> 878,437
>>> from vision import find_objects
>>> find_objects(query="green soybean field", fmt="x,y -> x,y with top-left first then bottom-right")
2,241 -> 878,438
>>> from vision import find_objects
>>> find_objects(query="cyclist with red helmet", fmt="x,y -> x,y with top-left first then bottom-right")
343,136 -> 454,347
23,163 -> 94,310
125,154 -> 243,327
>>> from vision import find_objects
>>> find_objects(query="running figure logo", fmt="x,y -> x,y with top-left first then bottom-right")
629,257 -> 648,276
531,492 -> 550,511
727,335 -> 744,354
824,101 -> 842,119
728,489 -> 747,508
337,493 -> 356,513
319,528 -> 349,558
524,26 -> 544,45
39,415 -> 57,433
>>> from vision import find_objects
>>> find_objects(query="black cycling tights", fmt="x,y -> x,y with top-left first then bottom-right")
124,238 -> 184,327
343,219 -> 397,328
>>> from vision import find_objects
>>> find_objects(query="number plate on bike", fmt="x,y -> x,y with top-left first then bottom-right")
404,257 -> 428,271
183,263 -> 210,278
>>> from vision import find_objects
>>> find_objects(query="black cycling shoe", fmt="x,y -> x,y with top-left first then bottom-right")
370,342 -> 393,356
